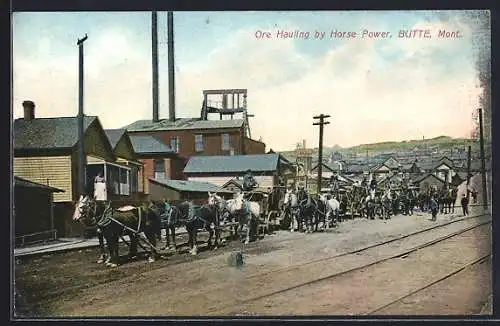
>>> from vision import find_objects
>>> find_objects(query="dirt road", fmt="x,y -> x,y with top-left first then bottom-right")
14,207 -> 490,317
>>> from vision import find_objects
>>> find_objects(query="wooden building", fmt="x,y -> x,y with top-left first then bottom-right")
123,118 -> 266,159
148,178 -> 233,204
13,101 -> 137,236
14,176 -> 64,244
103,129 -> 142,199
411,173 -> 446,192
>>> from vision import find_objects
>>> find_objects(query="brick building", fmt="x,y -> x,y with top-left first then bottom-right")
123,118 -> 266,160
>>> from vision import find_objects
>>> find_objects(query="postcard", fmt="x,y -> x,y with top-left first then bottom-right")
12,10 -> 492,318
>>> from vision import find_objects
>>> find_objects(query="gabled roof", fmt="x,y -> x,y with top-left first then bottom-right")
221,178 -> 244,190
14,176 -> 65,192
104,129 -> 127,150
129,135 -> 174,155
14,116 -> 97,149
124,118 -> 244,132
149,178 -> 232,194
311,161 -> 342,172
411,172 -> 446,185
184,153 -> 281,174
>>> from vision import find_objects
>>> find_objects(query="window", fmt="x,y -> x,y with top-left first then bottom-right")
222,133 -> 231,151
154,159 -> 166,180
195,134 -> 204,152
119,169 -> 130,195
170,137 -> 180,153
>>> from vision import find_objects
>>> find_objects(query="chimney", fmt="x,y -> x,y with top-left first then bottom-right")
22,100 -> 35,121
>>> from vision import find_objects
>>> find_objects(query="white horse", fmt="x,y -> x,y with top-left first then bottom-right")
318,194 -> 341,227
208,192 -> 260,244
283,189 -> 300,232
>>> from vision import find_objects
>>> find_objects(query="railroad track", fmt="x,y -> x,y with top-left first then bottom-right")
365,253 -> 491,315
211,213 -> 490,315
243,212 -> 490,280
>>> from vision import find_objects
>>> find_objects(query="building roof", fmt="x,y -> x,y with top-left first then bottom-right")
411,173 -> 446,185
184,153 -> 281,174
129,135 -> 174,155
149,178 -> 232,194
104,129 -> 127,149
14,116 -> 97,149
14,176 -> 65,192
124,118 -> 244,132
221,178 -> 244,189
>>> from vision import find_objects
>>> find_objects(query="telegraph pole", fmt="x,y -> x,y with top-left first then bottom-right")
478,108 -> 488,210
313,114 -> 330,195
77,34 -> 88,197
466,145 -> 471,201
152,11 -> 159,122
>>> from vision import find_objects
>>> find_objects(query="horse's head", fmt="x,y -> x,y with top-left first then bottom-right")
73,195 -> 97,225
233,192 -> 245,211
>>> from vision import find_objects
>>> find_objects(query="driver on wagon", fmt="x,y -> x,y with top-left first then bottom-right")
242,169 -> 258,200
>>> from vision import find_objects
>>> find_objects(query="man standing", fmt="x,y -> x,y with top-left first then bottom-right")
471,188 -> 478,204
461,193 -> 469,216
430,194 -> 438,221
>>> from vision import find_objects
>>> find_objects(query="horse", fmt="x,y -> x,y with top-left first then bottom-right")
360,188 -> 376,219
169,200 -> 221,255
208,192 -> 259,245
283,190 -> 301,232
318,193 -> 341,227
380,189 -> 393,219
149,200 -> 182,251
441,187 -> 457,214
73,195 -> 162,267
297,188 -> 315,233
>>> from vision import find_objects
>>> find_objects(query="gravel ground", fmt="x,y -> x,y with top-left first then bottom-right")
14,202 -> 489,317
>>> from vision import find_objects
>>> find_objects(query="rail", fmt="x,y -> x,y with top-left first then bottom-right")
15,229 -> 58,248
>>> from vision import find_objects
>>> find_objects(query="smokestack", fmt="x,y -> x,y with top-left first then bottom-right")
22,100 -> 35,121
152,11 -> 159,122
167,11 -> 176,122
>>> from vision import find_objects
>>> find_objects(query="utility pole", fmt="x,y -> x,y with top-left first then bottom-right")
478,108 -> 488,210
313,114 -> 330,195
77,34 -> 88,197
466,145 -> 471,201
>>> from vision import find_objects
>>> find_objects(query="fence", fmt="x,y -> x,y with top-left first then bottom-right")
15,229 -> 58,247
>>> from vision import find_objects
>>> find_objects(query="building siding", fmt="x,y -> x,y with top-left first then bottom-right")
84,120 -> 115,162
114,137 -> 136,161
14,187 -> 53,237
148,181 -> 181,201
14,156 -> 72,202
243,137 -> 266,154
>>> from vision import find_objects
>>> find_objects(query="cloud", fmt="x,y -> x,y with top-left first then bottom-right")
13,16 -> 484,151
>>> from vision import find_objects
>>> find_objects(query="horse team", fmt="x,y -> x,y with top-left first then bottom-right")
72,183 -> 458,267
280,184 -> 459,232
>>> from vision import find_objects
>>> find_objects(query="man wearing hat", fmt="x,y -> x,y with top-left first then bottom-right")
243,169 -> 258,192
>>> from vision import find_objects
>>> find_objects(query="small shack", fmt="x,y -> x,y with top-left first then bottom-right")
14,176 -> 64,246
148,178 -> 233,204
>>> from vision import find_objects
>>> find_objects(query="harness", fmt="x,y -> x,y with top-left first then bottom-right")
97,204 -> 143,234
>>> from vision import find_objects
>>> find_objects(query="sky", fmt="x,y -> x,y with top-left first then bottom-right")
12,10 -> 490,151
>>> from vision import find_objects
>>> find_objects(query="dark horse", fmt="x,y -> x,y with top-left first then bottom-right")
150,200 -> 182,251
169,201 -> 221,255
73,195 -> 162,267
297,188 -> 327,233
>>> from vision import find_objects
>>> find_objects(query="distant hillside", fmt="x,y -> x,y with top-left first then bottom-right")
279,136 -> 478,162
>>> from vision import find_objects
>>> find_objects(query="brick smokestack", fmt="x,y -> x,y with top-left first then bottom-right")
22,100 -> 35,121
